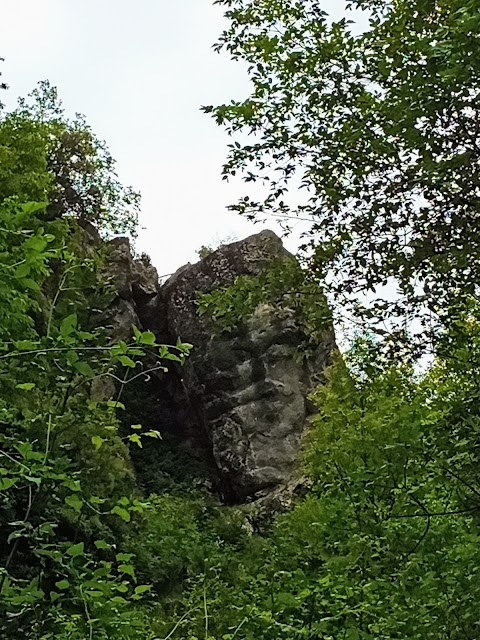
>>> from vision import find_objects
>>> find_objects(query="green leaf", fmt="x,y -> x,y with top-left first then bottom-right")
66,542 -> 84,558
55,579 -> 70,590
111,506 -> 131,522
23,278 -> 41,290
94,539 -> 111,550
15,263 -> 30,278
25,475 -> 42,487
111,340 -> 129,356
62,478 -> 81,492
77,331 -> 95,340
21,201 -> 48,215
16,382 -> 36,391
117,355 -> 136,368
65,494 -> 83,513
73,361 -> 94,377
14,340 -> 39,351
144,430 -> 161,439
115,582 -> 129,593
128,433 -> 143,448
0,478 -> 15,491
118,563 -> 136,578
27,236 -> 48,252
176,340 -> 193,353
132,324 -> 142,341
94,566 -> 112,579
139,330 -> 156,345
107,400 -> 125,410
91,435 -> 105,449
66,350 -> 79,365
163,352 -> 181,362
60,313 -> 78,337
116,553 -> 134,562
111,595 -> 127,604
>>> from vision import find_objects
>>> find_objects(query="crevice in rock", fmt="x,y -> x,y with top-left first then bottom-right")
119,366 -> 220,496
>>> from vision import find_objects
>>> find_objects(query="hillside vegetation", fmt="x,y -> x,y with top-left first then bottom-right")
2,1 -> 480,637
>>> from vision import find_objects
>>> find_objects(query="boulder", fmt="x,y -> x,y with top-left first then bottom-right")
98,229 -> 336,502
161,231 -> 336,501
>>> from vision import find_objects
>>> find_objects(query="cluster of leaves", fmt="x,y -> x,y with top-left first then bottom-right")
0,77 -> 202,638
0,81 -> 140,237
0,197 -> 198,637
206,0 -> 480,344
196,234 -> 239,260
197,257 -> 332,356
157,321 -> 480,638
175,12 -> 480,633
5,0 -> 480,635
0,74 -> 258,640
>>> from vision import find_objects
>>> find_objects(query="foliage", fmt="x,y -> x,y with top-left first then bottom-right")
4,5 -> 480,636
198,256 -> 332,356
159,338 -> 480,639
206,0 -> 480,340
197,244 -> 216,260
0,196 -> 193,637
0,81 -> 140,237
196,234 -> 239,260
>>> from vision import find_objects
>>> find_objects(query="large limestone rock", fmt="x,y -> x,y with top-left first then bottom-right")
161,231 -> 336,501
97,229 -> 336,502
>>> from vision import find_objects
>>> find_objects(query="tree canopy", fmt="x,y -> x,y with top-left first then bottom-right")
206,0 -> 480,341
0,81 -> 140,237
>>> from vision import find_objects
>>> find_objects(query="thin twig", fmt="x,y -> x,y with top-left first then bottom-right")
204,573 -> 209,640
161,608 -> 195,640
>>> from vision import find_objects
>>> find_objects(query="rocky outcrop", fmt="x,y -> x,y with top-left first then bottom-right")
99,237 -> 163,340
103,230 -> 336,503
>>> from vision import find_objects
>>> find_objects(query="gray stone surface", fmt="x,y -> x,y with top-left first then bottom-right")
160,231 -> 336,500
99,238 -> 163,339
98,229 -> 336,502
163,230 -> 291,345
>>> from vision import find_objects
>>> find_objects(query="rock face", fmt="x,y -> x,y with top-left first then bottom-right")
104,230 -> 336,502
100,237 -> 163,340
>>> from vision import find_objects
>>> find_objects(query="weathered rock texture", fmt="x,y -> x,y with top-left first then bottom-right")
104,230 -> 336,503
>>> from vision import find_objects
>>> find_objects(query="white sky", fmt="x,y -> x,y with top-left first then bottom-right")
1,0 -> 361,276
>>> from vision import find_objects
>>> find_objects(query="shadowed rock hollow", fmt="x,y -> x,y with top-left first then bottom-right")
104,230 -> 337,503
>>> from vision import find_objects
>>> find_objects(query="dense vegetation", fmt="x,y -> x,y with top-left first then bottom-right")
206,0 -> 480,350
2,0 -> 480,637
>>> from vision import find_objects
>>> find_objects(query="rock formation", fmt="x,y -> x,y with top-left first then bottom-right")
103,230 -> 336,503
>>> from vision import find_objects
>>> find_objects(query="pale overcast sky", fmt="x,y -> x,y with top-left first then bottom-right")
1,0 -> 363,275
